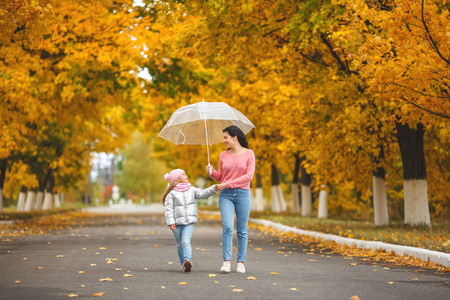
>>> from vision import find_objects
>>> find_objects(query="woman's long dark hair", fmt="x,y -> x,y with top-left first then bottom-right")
223,125 -> 249,149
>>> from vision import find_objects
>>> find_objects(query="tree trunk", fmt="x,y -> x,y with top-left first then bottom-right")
24,189 -> 37,212
291,154 -> 301,213
255,173 -> 264,211
318,184 -> 328,218
373,167 -> 389,226
270,165 -> 281,213
54,192 -> 61,208
0,160 -> 6,213
300,162 -> 312,217
17,185 -> 27,212
396,121 -> 430,227
42,172 -> 55,210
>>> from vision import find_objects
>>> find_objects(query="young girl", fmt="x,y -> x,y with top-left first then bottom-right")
161,168 -> 218,272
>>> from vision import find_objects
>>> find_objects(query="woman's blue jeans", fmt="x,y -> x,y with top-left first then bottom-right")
219,188 -> 251,262
172,224 -> 193,265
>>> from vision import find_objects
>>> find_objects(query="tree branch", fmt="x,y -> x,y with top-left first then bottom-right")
400,96 -> 450,119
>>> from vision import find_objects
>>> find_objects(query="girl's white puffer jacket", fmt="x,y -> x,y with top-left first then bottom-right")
164,185 -> 216,226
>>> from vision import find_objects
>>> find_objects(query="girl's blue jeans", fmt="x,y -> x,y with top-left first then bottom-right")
219,188 -> 251,262
172,224 -> 193,265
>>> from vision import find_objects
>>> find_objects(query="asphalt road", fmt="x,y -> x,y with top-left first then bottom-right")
0,214 -> 449,300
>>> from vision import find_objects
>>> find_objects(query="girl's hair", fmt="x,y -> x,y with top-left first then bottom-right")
160,180 -> 179,205
223,125 -> 249,148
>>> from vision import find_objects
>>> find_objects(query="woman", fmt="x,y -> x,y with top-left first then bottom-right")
207,125 -> 255,274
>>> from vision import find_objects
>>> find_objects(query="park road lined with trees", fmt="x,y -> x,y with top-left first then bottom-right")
0,1 -> 449,229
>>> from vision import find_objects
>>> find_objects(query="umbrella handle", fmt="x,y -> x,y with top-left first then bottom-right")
207,164 -> 213,175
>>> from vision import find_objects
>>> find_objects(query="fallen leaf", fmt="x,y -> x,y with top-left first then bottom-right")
270,272 -> 279,275
232,289 -> 243,292
124,274 -> 134,277
15,280 -> 20,283
56,255 -> 64,258
153,245 -> 161,247
81,285 -> 85,287
150,231 -> 156,234
349,296 -> 360,300
119,252 -> 124,255
411,278 -> 419,281
388,282 -> 396,284
115,268 -> 123,271
35,267 -> 44,270
228,285 -> 235,288
179,282 -> 189,285
90,264 -> 97,266
78,271 -> 85,274
289,288 -> 298,291
308,259 -> 317,262
349,263 -> 359,266
99,278 -> 113,282
107,261 -> 114,265
23,258 -> 29,261
123,287 -> 129,290
273,283 -> 277,285
82,248 -> 86,250
99,247 -> 107,250
168,262 -> 174,264
214,281 -> 218,283
160,286 -> 166,289
254,248 -> 262,251
208,274 -> 217,277
91,292 -> 105,297
68,293 -> 79,297
383,267 -> 390,270
246,276 -> 257,280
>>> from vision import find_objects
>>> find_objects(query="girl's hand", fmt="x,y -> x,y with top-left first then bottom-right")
169,224 -> 176,230
216,183 -> 227,191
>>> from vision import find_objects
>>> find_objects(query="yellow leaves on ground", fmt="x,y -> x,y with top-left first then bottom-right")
56,255 -> 64,258
153,245 -> 161,247
388,282 -> 396,285
246,276 -> 257,280
179,282 -> 189,285
22,258 -> 29,260
99,278 -> 113,282
91,292 -> 105,297
160,286 -> 166,289
35,267 -> 44,270
77,271 -> 85,274
254,248 -> 262,251
289,288 -> 298,291
349,296 -> 360,300
68,293 -> 79,297
208,274 -> 216,277
270,272 -> 279,275
232,289 -> 243,292
123,274 -> 134,277
98,247 -> 107,250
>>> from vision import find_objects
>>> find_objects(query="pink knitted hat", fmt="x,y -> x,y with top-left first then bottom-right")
164,169 -> 184,183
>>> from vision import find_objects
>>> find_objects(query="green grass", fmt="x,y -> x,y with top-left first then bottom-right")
250,212 -> 450,253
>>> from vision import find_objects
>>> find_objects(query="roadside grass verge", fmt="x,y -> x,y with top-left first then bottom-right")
250,212 -> 450,253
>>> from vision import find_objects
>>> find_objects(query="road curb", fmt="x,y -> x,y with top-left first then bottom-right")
250,218 -> 450,268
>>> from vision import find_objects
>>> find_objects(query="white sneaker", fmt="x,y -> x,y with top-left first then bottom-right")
236,262 -> 245,274
220,261 -> 231,273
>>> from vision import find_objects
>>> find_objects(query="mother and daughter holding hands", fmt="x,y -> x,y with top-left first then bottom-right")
161,125 -> 255,274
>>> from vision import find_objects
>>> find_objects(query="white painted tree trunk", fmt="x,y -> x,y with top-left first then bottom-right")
404,179 -> 430,226
35,191 -> 44,210
0,189 -> 3,213
291,184 -> 300,213
277,185 -> 287,212
301,185 -> 312,217
318,185 -> 328,219
255,187 -> 264,211
42,191 -> 53,210
24,191 -> 36,212
270,186 -> 281,213
54,193 -> 61,208
373,176 -> 389,226
17,191 -> 26,212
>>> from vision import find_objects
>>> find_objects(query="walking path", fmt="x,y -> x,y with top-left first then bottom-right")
0,213 -> 448,299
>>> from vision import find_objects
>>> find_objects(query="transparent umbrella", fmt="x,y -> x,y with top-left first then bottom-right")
158,100 -> 255,168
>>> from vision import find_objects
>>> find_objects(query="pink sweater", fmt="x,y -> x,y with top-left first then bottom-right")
210,150 -> 255,190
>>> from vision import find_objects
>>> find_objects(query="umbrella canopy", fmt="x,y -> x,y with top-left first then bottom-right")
158,101 -> 255,146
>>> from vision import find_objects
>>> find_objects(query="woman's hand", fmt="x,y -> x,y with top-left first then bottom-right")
206,165 -> 214,174
169,224 -> 176,230
216,183 -> 227,191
